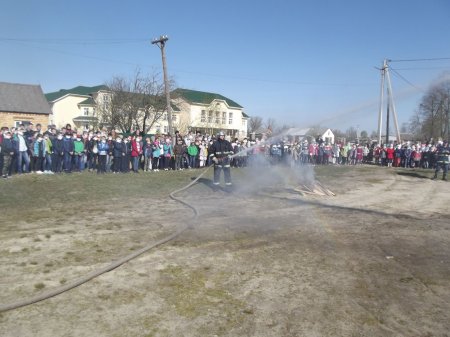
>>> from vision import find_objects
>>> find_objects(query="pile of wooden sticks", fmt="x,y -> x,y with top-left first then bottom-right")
289,180 -> 336,197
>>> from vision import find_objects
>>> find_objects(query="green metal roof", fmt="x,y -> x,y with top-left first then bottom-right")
73,116 -> 98,122
78,97 -> 95,105
172,88 -> 243,108
45,85 -> 108,102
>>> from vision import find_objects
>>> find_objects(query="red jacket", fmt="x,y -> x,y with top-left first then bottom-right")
131,140 -> 142,157
386,147 -> 395,160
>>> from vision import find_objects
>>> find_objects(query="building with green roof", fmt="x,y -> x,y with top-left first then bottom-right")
172,88 -> 248,138
44,85 -> 248,137
45,85 -> 109,130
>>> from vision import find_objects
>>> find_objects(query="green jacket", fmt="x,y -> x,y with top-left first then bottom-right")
74,140 -> 85,154
187,144 -> 198,156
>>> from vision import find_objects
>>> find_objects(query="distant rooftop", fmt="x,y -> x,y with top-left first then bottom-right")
0,82 -> 51,114
45,85 -> 108,102
173,88 -> 243,109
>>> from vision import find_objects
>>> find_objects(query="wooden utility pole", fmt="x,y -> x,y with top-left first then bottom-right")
152,35 -> 173,135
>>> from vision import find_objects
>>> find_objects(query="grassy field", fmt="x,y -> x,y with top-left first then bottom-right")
1,164 -> 448,337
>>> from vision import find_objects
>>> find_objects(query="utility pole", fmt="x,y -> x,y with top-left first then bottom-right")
377,60 -> 386,145
377,59 -> 401,145
152,35 -> 173,135
385,62 -> 401,144
385,92 -> 390,145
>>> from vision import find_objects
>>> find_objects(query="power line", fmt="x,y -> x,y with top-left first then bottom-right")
1,39 -> 377,88
389,57 -> 450,63
390,66 -> 450,71
389,67 -> 425,92
0,37 -> 149,46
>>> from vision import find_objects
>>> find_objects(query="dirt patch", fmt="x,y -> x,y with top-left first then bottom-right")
0,166 -> 449,336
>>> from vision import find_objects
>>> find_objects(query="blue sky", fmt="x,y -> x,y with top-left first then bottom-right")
1,0 -> 450,133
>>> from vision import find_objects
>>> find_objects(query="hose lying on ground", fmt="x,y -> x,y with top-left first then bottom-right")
0,166 -> 212,313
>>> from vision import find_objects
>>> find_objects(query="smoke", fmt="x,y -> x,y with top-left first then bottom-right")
232,153 -> 315,196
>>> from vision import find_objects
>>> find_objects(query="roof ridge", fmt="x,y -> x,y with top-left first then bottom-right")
173,88 -> 243,109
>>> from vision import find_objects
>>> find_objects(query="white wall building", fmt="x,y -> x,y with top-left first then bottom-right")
46,86 -> 248,138
45,85 -> 108,130
172,88 -> 248,139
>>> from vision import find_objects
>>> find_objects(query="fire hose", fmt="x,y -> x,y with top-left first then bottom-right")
0,165 -> 213,313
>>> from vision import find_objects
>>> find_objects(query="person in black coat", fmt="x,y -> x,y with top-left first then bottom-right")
113,136 -> 123,173
1,131 -> 15,178
52,134 -> 65,173
121,137 -> 131,173
208,131 -> 234,186
62,133 -> 74,173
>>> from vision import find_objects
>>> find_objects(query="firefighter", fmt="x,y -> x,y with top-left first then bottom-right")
209,131 -> 234,186
432,141 -> 450,181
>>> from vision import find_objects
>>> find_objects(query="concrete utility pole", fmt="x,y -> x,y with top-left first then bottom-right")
377,60 -> 386,145
152,35 -> 173,135
377,59 -> 401,145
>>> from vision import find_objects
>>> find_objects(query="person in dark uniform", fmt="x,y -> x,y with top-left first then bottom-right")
432,141 -> 450,181
1,131 -> 15,178
209,131 -> 234,186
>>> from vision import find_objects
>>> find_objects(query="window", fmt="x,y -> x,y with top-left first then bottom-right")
222,112 -> 226,124
215,111 -> 220,124
242,119 -> 246,127
228,112 -> 233,125
163,113 -> 168,120
92,107 -> 96,116
201,110 -> 206,123
102,95 -> 110,110
83,108 -> 89,116
163,126 -> 168,134
208,111 -> 213,123
172,114 -> 177,122
15,121 -> 29,128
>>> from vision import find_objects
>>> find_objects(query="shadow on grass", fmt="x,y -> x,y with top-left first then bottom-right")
193,177 -> 233,193
396,171 -> 432,180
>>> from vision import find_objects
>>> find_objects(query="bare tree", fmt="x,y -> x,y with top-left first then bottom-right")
412,73 -> 450,141
98,69 -> 168,133
264,118 -> 278,135
345,126 -> 358,141
248,116 -> 263,134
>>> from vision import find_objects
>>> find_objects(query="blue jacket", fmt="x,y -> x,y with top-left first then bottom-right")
152,142 -> 161,157
163,143 -> 173,157
62,137 -> 74,153
97,141 -> 109,155
33,140 -> 47,157
113,141 -> 123,158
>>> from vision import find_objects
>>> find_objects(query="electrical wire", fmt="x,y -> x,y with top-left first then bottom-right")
0,38 -> 376,88
389,67 -> 425,93
0,37 -> 149,45
389,57 -> 450,63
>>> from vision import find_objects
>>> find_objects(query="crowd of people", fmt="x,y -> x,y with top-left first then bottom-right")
0,123 -> 449,181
